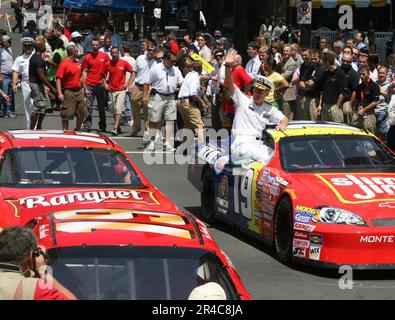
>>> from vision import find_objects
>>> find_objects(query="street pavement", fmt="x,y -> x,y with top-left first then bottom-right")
3,18 -> 395,301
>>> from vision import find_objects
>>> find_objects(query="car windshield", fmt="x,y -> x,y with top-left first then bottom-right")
47,246 -> 240,300
0,148 -> 142,187
280,135 -> 395,172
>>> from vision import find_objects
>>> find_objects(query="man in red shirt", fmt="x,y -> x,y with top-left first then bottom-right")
56,44 -> 88,131
222,54 -> 253,128
103,46 -> 134,135
81,38 -> 110,132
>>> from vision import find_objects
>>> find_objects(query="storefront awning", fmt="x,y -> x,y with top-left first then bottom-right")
64,0 -> 143,13
289,0 -> 390,9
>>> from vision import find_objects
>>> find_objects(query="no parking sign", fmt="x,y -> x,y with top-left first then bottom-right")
296,0 -> 312,25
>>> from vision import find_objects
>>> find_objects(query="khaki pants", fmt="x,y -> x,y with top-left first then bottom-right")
297,96 -> 318,121
342,101 -> 353,125
282,100 -> 295,121
177,99 -> 204,130
352,112 -> 377,134
320,103 -> 344,123
131,84 -> 149,133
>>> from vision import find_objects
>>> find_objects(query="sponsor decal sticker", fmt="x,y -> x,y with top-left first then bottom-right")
294,222 -> 316,232
17,189 -> 160,209
294,212 -> 312,224
293,238 -> 310,248
294,231 -> 309,239
309,246 -> 321,261
379,202 -> 395,208
293,247 -> 307,258
316,174 -> 395,204
310,234 -> 323,246
216,176 -> 229,209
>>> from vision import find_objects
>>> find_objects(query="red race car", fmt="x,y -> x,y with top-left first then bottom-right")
188,122 -> 395,269
0,130 -> 250,300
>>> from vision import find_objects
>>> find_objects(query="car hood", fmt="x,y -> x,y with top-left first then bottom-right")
289,172 -> 395,221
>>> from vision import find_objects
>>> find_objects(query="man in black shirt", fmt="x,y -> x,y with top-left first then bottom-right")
318,53 -> 346,123
29,36 -> 57,130
340,53 -> 359,125
353,64 -> 380,133
298,50 -> 326,120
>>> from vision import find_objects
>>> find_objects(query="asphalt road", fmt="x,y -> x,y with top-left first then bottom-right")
3,26 -> 395,301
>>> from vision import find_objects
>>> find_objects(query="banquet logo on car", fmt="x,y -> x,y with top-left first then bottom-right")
316,174 -> 395,204
18,190 -> 160,209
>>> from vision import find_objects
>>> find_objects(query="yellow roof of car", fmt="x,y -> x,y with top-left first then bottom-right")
266,122 -> 375,142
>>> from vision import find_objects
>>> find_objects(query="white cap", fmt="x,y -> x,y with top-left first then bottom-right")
71,31 -> 83,38
253,75 -> 275,91
188,282 -> 227,300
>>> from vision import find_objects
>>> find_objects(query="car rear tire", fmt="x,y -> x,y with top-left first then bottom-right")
274,197 -> 293,263
201,169 -> 216,224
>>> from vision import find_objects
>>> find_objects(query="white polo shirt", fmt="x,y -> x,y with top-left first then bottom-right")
245,55 -> 261,79
147,63 -> 184,95
231,87 -> 285,147
178,71 -> 200,98
134,54 -> 156,85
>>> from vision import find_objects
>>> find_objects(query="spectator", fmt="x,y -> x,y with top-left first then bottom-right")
99,36 -> 112,58
120,44 -> 136,126
280,24 -> 298,44
261,60 -> 289,110
28,36 -> 57,129
340,53 -> 360,125
353,64 -> 380,133
352,47 -> 360,68
64,19 -> 73,41
103,46 -> 134,136
145,51 -> 184,152
259,18 -> 273,47
177,61 -> 206,145
0,226 -> 76,300
387,85 -> 395,151
56,44 -> 88,131
82,38 -> 110,132
298,50 -> 326,121
0,35 -> 15,118
197,34 -> 212,62
375,66 -> 391,140
245,41 -> 261,79
54,26 -> 69,48
272,20 -> 286,41
354,32 -> 366,50
129,42 -> 157,138
23,20 -> 39,39
319,38 -> 330,51
271,41 -> 282,64
317,52 -> 346,123
70,31 -> 85,60
12,0 -> 24,34
168,33 -> 180,55
280,44 -> 298,120
222,54 -> 252,128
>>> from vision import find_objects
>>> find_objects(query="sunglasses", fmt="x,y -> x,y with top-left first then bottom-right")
215,55 -> 224,58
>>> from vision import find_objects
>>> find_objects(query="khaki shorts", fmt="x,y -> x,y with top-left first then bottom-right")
29,82 -> 51,114
320,103 -> 344,123
109,90 -> 127,115
60,89 -> 88,120
177,99 -> 204,129
149,93 -> 177,122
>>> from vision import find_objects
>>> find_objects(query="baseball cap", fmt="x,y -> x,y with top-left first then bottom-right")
71,31 -> 83,38
188,282 -> 226,300
21,37 -> 35,45
253,75 -> 274,91
2,35 -> 11,43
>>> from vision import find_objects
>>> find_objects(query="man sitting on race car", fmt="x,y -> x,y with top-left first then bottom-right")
224,51 -> 289,164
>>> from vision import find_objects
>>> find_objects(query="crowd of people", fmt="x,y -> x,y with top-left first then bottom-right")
1,16 -> 395,153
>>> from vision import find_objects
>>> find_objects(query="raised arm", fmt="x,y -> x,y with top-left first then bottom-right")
224,50 -> 238,96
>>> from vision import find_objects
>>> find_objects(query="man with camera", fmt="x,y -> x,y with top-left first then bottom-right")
0,226 -> 76,300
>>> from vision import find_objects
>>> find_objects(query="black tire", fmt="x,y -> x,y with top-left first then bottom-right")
274,197 -> 293,263
201,169 -> 216,224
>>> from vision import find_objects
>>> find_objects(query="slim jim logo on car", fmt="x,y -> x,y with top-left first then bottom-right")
316,174 -> 395,204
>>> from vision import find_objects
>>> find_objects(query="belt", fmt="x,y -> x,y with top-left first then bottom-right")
179,96 -> 192,100
65,87 -> 82,92
157,92 -> 175,97
135,83 -> 144,87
